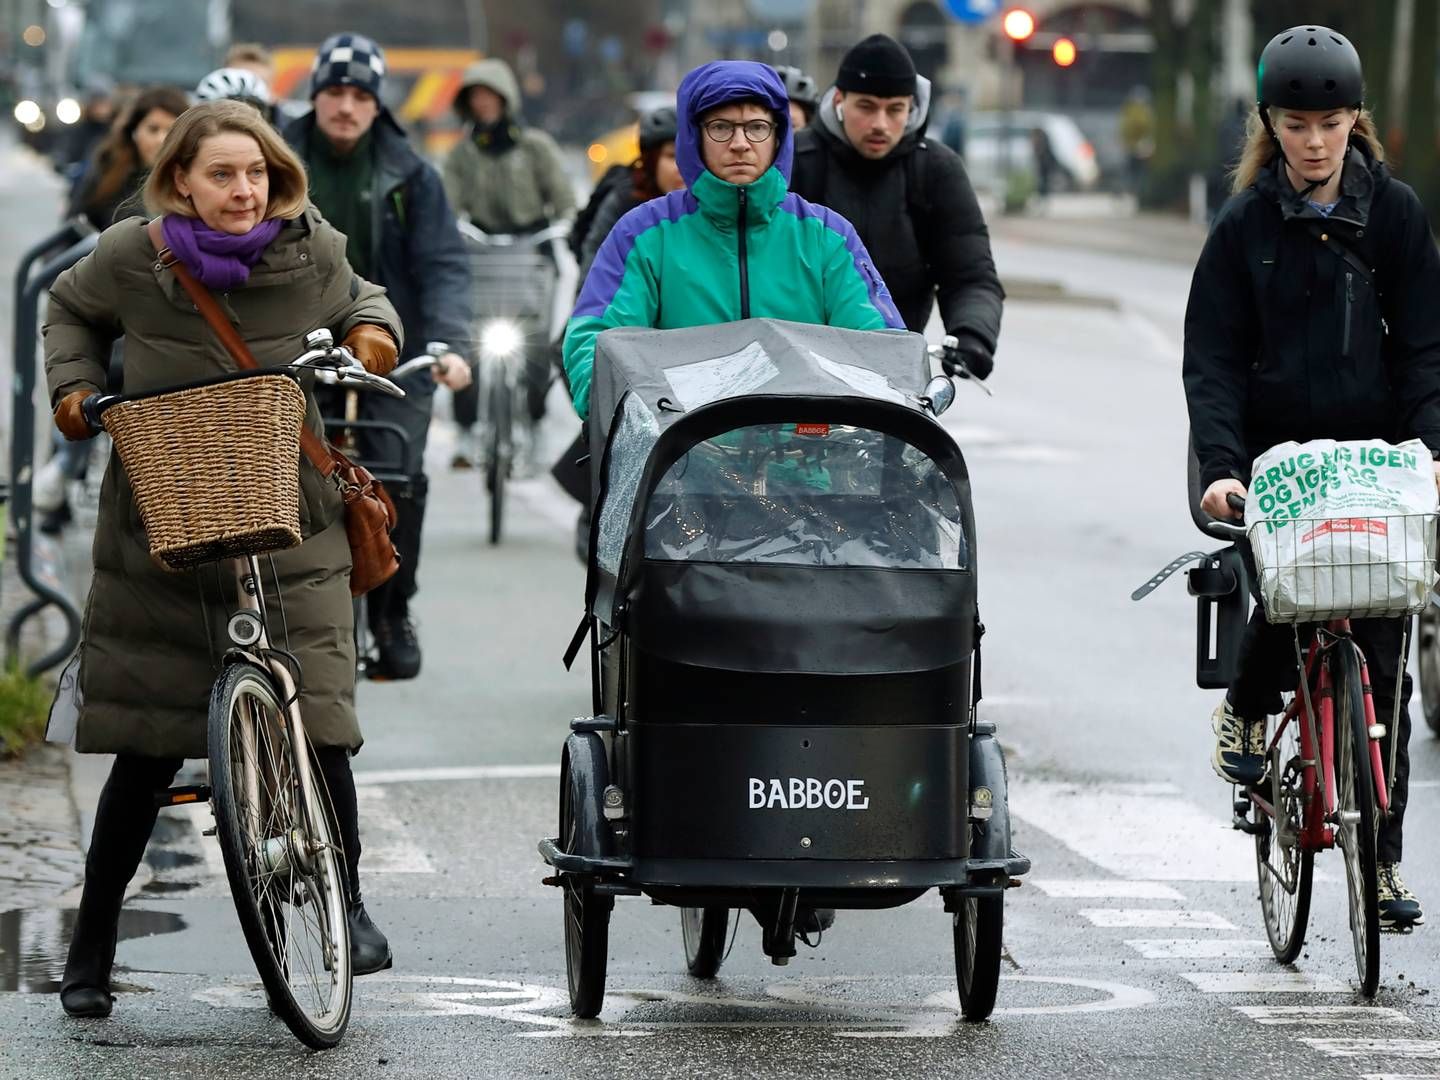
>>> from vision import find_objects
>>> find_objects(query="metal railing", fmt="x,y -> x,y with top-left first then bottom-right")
5,218 -> 97,675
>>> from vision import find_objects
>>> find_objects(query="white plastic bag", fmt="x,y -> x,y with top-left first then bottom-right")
1245,438 -> 1439,622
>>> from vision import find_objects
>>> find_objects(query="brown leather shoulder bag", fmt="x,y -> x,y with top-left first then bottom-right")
146,218 -> 400,596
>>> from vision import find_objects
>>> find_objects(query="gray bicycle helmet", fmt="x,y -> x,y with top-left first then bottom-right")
1257,26 -> 1363,112
195,67 -> 274,108
773,65 -> 819,110
637,105 -> 678,152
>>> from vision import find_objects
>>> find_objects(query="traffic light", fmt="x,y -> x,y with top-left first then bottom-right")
1002,8 -> 1036,43
1052,37 -> 1077,67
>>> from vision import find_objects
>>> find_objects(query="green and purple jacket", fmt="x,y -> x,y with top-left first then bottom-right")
563,60 -> 904,419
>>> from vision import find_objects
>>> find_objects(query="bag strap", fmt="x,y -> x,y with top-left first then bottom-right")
147,218 -> 336,478
1303,218 -> 1376,288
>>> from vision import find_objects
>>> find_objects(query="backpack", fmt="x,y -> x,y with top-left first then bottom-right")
570,164 -> 633,259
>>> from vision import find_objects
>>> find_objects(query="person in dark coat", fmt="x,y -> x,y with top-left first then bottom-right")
789,34 -> 1003,380
1185,27 -> 1440,929
285,32 -> 476,681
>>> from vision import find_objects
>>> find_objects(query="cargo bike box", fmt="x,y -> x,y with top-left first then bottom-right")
538,318 -> 1029,1021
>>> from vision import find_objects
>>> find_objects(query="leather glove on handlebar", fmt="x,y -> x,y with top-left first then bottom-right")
343,324 -> 399,377
943,332 -> 994,382
54,389 -> 101,441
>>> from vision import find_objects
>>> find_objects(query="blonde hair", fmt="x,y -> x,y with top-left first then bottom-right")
144,101 -> 308,220
1231,106 -> 1384,194
225,42 -> 273,69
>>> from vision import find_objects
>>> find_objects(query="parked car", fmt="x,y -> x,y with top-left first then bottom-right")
962,110 -> 1099,195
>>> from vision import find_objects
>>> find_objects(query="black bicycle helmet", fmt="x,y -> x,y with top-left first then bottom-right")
1257,26 -> 1364,112
637,105 -> 678,152
773,65 -> 819,110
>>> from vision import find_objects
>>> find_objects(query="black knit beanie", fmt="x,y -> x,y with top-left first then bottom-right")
836,34 -> 917,98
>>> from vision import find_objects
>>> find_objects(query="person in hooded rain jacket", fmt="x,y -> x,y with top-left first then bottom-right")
563,60 -> 904,422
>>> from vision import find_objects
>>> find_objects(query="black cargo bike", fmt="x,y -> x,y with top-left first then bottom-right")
538,319 -> 1029,1022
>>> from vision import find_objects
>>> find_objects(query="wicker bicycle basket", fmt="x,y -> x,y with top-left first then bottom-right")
102,373 -> 307,570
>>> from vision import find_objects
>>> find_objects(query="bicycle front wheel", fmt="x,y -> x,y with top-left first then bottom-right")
209,662 -> 353,1049
1256,704 -> 1313,963
1333,644 -> 1381,996
486,368 -> 511,545
680,907 -> 731,979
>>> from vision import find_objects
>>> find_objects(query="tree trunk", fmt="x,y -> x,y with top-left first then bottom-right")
1356,0 -> 1400,137
1145,0 -> 1183,208
1186,2 -> 1221,168
1403,0 -> 1439,222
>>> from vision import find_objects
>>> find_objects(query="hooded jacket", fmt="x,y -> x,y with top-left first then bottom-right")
1184,142 -> 1440,490
442,59 -> 576,232
562,61 -> 904,420
790,79 -> 1004,350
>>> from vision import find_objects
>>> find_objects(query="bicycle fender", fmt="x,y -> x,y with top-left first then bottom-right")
968,729 -> 1014,865
562,732 -> 612,860
1131,550 -> 1211,602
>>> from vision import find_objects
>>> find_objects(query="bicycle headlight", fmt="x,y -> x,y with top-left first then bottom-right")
480,319 -> 524,360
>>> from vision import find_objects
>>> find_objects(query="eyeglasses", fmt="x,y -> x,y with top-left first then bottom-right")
702,118 -> 776,144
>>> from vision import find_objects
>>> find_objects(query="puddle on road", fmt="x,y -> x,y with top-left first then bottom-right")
0,907 -> 187,992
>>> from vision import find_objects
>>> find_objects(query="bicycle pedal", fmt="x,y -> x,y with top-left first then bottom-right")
156,784 -> 212,808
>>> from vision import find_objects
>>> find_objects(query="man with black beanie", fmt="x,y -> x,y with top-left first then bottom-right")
790,34 -> 1003,379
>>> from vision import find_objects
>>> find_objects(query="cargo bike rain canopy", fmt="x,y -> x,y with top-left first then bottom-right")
585,319 -> 979,677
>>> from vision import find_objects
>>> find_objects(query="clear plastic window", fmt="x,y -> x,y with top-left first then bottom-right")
597,394 -> 660,576
644,424 -> 967,569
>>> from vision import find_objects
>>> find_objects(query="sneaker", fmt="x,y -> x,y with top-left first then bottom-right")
451,429 -> 477,470
370,615 -> 421,681
1378,863 -> 1424,929
1211,699 -> 1267,785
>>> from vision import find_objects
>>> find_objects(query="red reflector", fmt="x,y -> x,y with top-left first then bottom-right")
795,423 -> 830,437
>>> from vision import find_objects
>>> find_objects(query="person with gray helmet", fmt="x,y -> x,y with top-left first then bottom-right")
789,34 -> 1002,382
194,66 -> 275,122
285,32 -> 476,683
773,64 -> 819,131
1186,26 -> 1440,929
444,58 -> 576,466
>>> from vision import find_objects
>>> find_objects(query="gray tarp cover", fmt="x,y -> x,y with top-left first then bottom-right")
588,319 -> 932,456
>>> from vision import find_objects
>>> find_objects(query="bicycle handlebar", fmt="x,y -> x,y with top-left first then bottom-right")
1204,492 -> 1249,541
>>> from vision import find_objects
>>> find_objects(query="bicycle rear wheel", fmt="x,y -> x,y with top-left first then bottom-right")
1256,705 -> 1313,963
1333,644 -> 1381,996
209,662 -> 352,1048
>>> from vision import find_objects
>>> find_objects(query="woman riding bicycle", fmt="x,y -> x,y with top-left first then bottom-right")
44,101 -> 404,1018
1184,27 -> 1440,930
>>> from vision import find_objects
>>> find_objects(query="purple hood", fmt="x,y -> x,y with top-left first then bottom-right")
675,61 -> 793,188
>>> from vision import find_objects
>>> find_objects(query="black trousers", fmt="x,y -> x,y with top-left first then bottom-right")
1229,568 -> 1412,862
85,748 -> 364,905
453,343 -> 556,429
367,480 -> 426,624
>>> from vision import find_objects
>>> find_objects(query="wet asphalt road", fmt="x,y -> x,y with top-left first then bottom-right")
5,140 -> 1440,1079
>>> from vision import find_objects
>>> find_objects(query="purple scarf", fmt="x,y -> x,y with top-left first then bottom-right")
161,213 -> 284,290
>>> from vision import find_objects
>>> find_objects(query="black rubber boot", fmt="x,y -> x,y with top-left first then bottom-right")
61,755 -> 179,1018
349,898 -> 393,975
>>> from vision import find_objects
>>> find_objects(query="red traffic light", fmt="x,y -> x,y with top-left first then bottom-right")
1052,37 -> 1077,66
1002,8 -> 1036,42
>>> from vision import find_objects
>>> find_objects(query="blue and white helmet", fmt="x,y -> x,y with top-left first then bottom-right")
310,32 -> 387,101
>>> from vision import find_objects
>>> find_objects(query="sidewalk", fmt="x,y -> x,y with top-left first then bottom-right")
991,200 -> 1207,267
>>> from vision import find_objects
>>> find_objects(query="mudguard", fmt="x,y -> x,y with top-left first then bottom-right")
968,722 -> 1015,865
561,732 -> 612,861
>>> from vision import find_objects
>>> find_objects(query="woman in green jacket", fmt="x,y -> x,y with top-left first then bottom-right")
563,60 -> 904,421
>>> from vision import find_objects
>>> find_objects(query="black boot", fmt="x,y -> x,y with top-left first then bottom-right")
349,898 -> 392,975
60,755 -> 179,1018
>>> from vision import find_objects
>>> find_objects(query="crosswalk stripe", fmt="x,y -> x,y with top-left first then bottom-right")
1234,1006 -> 1412,1027
1181,971 -> 1349,993
1081,909 -> 1235,930
1124,939 -> 1270,959
1305,1040 -> 1440,1060
356,787 -> 436,874
1031,880 -> 1185,900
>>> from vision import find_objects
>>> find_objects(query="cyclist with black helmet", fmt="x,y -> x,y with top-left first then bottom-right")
577,106 -> 683,282
774,64 -> 819,131
1185,26 -> 1440,929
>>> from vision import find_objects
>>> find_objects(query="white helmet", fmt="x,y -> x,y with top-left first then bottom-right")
194,67 -> 273,107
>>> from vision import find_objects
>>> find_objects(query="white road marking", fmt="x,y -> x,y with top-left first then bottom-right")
355,787 -> 436,874
1234,1006 -> 1412,1027
1181,971 -> 1349,993
1304,1041 -> 1440,1060
1031,880 -> 1185,901
353,763 -> 561,786
1125,939 -> 1271,959
1081,909 -> 1235,930
1361,1074 -> 1440,1080
1009,779 -> 1255,882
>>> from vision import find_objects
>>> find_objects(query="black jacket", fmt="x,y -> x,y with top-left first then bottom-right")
286,110 -> 474,367
1184,144 -> 1440,490
790,89 -> 1004,351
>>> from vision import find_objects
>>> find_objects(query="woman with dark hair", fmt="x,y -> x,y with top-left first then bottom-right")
68,86 -> 191,231
577,105 -> 683,282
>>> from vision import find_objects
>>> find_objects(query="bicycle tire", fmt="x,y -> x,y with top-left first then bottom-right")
680,907 -> 731,979
1255,707 -> 1314,963
954,894 -> 1003,1021
487,372 -> 509,546
1334,643 -> 1381,996
1417,607 -> 1440,736
209,662 -> 352,1049
559,776 -> 610,1018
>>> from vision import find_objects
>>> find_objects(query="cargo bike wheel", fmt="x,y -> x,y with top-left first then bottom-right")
680,908 -> 732,979
559,766 -> 611,1018
208,662 -> 352,1049
954,892 -> 1003,1021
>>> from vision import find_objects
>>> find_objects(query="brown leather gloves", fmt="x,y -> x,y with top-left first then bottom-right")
54,389 -> 99,441
343,324 -> 398,376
